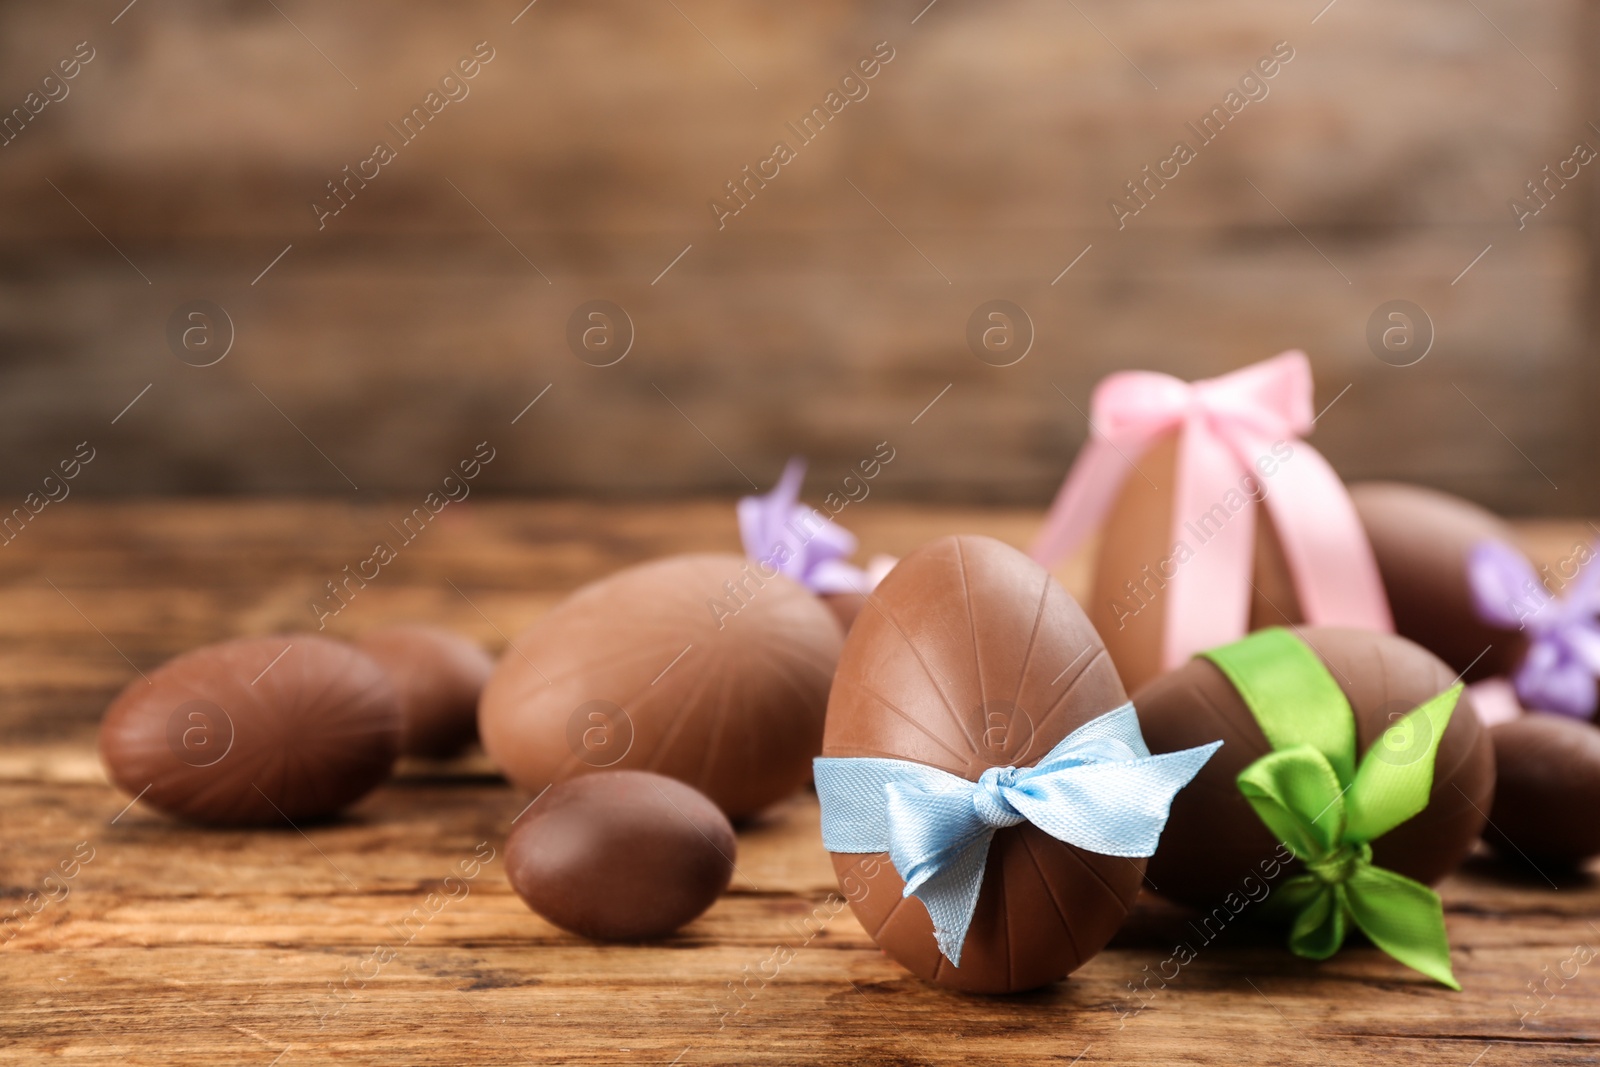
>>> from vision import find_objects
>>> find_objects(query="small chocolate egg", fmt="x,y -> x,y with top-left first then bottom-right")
824,534 -> 1140,993
479,554 -> 842,819
1351,482 -> 1525,682
1087,435 -> 1307,694
1485,713 -> 1600,866
505,771 -> 735,940
358,625 -> 494,758
1135,626 -> 1494,909
99,635 -> 401,825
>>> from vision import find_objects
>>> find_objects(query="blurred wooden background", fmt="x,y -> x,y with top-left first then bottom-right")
0,0 -> 1595,513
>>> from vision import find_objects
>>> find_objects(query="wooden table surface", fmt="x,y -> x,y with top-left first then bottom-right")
3,500 -> 1598,1067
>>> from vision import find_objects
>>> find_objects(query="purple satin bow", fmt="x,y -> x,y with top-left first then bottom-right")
1468,539 -> 1600,718
738,457 -> 884,595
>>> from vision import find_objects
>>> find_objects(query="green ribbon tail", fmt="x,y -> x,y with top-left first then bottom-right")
1343,684 -> 1462,843
1344,865 -> 1461,991
1274,876 -> 1349,961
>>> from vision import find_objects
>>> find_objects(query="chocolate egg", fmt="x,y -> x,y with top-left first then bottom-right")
823,534 -> 1141,993
1086,436 -> 1306,694
358,625 -> 494,758
1351,482 -> 1525,682
99,635 -> 401,825
505,771 -> 735,940
479,553 -> 842,819
820,592 -> 867,632
1485,713 -> 1600,866
1135,626 -> 1494,909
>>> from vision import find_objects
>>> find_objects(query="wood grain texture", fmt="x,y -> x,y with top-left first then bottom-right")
1,500 -> 1598,1064
0,0 -> 1594,511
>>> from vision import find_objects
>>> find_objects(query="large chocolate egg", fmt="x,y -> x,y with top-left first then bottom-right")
1135,626 -> 1494,909
99,635 -> 401,825
506,770 -> 735,940
1086,435 -> 1305,694
1485,714 -> 1600,866
358,624 -> 494,758
823,534 -> 1141,993
1351,482 -> 1525,682
479,554 -> 842,819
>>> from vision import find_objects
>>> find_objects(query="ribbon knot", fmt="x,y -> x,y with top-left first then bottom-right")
1030,352 -> 1392,671
1468,538 -> 1600,718
815,704 -> 1219,966
1304,841 -> 1372,886
971,767 -> 1025,828
1205,628 -> 1465,989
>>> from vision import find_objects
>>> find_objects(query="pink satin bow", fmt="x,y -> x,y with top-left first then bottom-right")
1030,351 -> 1392,670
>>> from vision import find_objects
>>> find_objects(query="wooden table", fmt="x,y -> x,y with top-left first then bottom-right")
3,501 -> 1597,1066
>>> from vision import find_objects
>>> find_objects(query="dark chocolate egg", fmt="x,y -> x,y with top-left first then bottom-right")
1486,713 -> 1600,866
505,771 -> 735,940
99,635 -> 401,825
479,554 -> 842,819
1135,626 -> 1494,909
1351,482 -> 1525,682
358,624 -> 494,758
823,534 -> 1141,993
1087,435 -> 1306,694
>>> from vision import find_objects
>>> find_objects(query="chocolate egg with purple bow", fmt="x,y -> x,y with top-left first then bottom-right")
822,534 -> 1142,993
1134,626 -> 1494,910
1350,482 -> 1525,682
479,554 -> 842,819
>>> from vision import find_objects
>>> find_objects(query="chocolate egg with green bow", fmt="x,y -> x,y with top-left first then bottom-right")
819,534 -> 1217,994
1134,627 -> 1493,985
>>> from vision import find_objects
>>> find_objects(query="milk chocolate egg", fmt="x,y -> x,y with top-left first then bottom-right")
506,770 -> 735,940
1485,714 -> 1600,866
1351,482 -> 1525,682
1135,626 -> 1494,909
99,635 -> 401,825
1087,435 -> 1305,694
820,592 -> 867,633
824,534 -> 1141,993
479,554 -> 842,819
358,625 -> 494,757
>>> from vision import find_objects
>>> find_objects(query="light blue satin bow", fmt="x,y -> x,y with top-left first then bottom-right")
814,704 -> 1220,966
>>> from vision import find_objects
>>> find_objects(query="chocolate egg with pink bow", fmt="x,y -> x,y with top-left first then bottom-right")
821,534 -> 1147,993
1039,353 -> 1391,695
1086,434 -> 1306,693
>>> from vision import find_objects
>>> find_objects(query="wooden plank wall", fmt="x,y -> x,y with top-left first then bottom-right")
0,0 -> 1593,513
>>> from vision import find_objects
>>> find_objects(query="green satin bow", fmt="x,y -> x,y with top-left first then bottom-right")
1202,628 -> 1464,990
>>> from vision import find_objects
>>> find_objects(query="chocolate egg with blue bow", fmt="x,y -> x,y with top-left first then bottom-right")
821,534 -> 1143,993
1133,626 -> 1494,910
